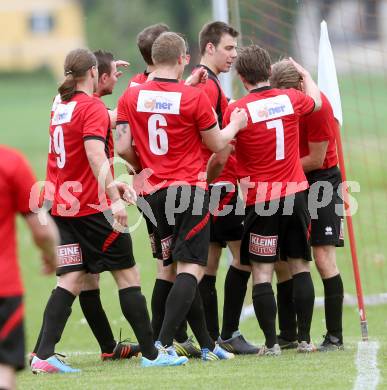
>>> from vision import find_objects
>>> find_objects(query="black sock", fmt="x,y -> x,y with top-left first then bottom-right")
158,273 -> 197,347
323,274 -> 344,340
187,287 -> 215,350
119,286 -> 157,360
36,287 -> 76,360
150,279 -> 189,344
293,272 -> 315,343
79,289 -> 116,354
221,266 -> 250,340
33,289 -> 55,354
198,274 -> 219,341
151,279 -> 173,342
252,283 -> 277,348
175,321 -> 189,343
277,279 -> 297,341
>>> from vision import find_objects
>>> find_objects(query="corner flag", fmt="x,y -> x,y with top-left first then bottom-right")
317,20 -> 368,341
318,21 -> 343,126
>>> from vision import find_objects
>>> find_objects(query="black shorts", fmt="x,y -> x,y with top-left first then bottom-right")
141,186 -> 210,267
240,191 -> 312,265
53,211 -> 135,276
0,296 -> 25,371
307,166 -> 344,247
209,183 -> 244,247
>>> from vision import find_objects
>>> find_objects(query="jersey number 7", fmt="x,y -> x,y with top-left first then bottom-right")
267,119 -> 284,160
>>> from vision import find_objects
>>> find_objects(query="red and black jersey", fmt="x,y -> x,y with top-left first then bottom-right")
0,146 -> 37,296
299,92 -> 338,169
93,94 -> 114,171
42,94 -> 114,209
50,92 -> 111,217
117,77 -> 217,194
128,71 -> 149,88
224,86 -> 315,205
193,65 -> 237,184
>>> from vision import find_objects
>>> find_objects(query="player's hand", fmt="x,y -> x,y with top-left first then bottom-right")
230,107 -> 248,130
111,199 -> 128,231
185,67 -> 208,86
41,252 -> 57,275
288,57 -> 310,79
115,60 -> 130,78
115,181 -> 137,205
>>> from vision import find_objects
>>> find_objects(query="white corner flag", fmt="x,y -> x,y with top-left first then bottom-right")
318,20 -> 343,126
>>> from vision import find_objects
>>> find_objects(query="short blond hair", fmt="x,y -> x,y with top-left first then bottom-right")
151,32 -> 186,66
270,59 -> 301,90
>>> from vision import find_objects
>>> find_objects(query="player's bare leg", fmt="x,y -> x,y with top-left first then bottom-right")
274,260 -> 298,349
0,364 -> 15,390
251,262 -> 280,356
219,240 -> 258,354
313,245 -> 344,351
287,259 -> 316,352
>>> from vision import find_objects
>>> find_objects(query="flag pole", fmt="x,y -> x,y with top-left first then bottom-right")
318,20 -> 368,341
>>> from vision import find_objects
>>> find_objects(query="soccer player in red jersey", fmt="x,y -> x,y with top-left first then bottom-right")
126,27 -> 204,357
193,21 -> 257,354
222,45 -> 322,355
0,146 -> 58,389
270,59 -> 345,351
128,23 -> 170,87
32,50 -> 140,363
116,32 -> 248,360
31,48 -> 187,373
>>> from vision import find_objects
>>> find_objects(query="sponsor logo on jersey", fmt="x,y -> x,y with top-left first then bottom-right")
137,90 -> 181,115
57,243 -> 83,267
129,81 -> 140,87
161,235 -> 173,260
52,101 -> 77,125
247,94 -> 294,123
51,94 -> 62,112
249,233 -> 278,256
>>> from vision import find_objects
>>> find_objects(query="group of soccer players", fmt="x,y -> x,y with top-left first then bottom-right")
0,20 -> 346,386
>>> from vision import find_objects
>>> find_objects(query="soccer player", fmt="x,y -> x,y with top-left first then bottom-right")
223,45 -> 321,355
31,50 -> 140,363
0,145 -> 58,390
126,27 -> 208,359
129,23 -> 170,87
116,32 -> 247,360
30,48 -> 187,373
270,59 -> 345,351
194,21 -> 257,354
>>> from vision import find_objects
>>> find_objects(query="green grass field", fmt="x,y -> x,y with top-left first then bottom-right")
1,71 -> 386,389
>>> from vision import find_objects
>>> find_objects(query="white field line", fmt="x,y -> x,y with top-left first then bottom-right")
240,293 -> 387,322
353,341 -> 380,390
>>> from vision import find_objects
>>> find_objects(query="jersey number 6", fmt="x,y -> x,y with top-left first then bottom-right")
148,114 -> 168,155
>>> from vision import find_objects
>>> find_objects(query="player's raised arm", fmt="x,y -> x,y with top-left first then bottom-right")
206,143 -> 234,183
289,57 -> 322,111
200,107 -> 247,153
